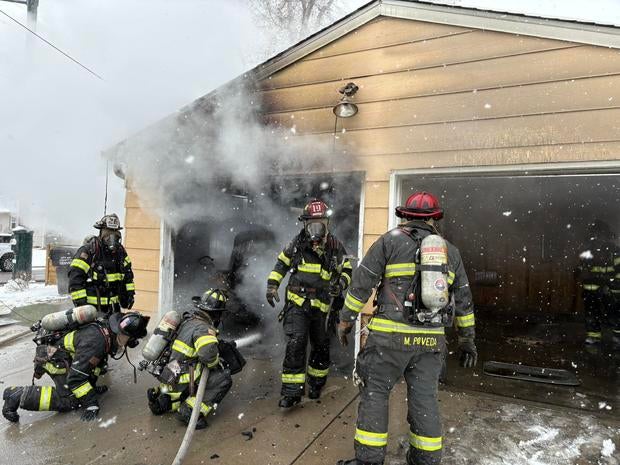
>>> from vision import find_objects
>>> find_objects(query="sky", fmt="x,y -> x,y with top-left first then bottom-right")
0,0 -> 619,242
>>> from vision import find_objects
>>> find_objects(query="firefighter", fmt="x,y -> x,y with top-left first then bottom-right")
336,192 -> 477,465
266,199 -> 353,408
146,289 -> 233,430
2,311 -> 149,423
578,220 -> 620,345
68,214 -> 135,316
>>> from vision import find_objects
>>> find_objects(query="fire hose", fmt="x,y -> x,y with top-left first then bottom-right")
171,367 -> 210,465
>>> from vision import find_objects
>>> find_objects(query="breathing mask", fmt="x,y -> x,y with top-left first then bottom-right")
305,219 -> 328,246
101,229 -> 122,252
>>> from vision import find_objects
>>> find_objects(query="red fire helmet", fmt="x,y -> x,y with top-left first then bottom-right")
299,199 -> 331,221
395,191 -> 443,220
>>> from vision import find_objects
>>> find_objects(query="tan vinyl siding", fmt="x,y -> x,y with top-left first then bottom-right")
124,190 -> 160,315
256,16 -> 620,260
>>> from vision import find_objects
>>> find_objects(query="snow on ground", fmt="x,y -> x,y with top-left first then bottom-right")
447,402 -> 620,465
0,281 -> 62,314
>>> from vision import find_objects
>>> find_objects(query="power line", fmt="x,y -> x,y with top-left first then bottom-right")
0,7 -> 104,81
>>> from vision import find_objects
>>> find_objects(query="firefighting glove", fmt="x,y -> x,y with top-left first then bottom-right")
126,294 -> 135,310
338,321 -> 354,347
266,285 -> 280,308
458,337 -> 478,368
329,276 -> 349,297
80,399 -> 100,422
94,385 -> 109,395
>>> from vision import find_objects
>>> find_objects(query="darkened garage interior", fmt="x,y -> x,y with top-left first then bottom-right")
171,172 -> 363,368
398,168 -> 619,407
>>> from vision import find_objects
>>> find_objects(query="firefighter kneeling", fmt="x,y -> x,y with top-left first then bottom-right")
144,289 -> 244,430
337,192 -> 477,465
2,308 -> 149,423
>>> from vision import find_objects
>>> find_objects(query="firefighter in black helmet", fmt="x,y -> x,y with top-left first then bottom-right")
266,199 -> 353,409
146,289 -> 233,430
337,192 -> 476,465
68,214 -> 136,317
3,312 -> 149,423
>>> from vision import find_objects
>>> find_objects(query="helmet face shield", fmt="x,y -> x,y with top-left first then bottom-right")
305,220 -> 328,242
101,230 -> 122,251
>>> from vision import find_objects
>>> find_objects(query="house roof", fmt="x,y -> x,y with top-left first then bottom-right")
106,0 -> 620,162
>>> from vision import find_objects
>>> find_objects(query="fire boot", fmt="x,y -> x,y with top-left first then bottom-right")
177,402 -> 208,430
2,386 -> 23,423
278,395 -> 301,409
308,386 -> 322,400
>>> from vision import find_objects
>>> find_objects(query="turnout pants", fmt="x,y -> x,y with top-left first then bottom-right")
149,366 -> 232,423
281,301 -> 330,397
584,290 -> 619,340
13,373 -> 74,413
354,342 -> 443,465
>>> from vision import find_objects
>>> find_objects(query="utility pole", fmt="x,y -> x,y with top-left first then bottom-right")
0,0 -> 39,29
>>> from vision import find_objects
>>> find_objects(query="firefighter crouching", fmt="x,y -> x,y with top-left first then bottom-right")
266,199 -> 352,409
145,289 -> 242,430
68,214 -> 135,316
2,310 -> 149,423
578,219 -> 620,345
337,192 -> 477,465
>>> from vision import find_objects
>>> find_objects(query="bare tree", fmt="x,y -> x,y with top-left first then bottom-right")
248,0 -> 341,51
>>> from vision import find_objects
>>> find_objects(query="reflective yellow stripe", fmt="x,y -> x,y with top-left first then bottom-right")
194,335 -> 218,352
105,273 -> 124,282
278,252 -> 291,266
368,318 -> 445,335
64,331 -> 76,353
70,259 -> 90,273
385,262 -> 416,278
72,382 -> 93,399
448,271 -> 455,285
44,363 -> 67,375
342,273 -> 352,286
287,290 -> 306,307
355,428 -> 388,447
207,355 -> 220,368
409,432 -> 442,451
171,401 -> 180,412
307,366 -> 329,378
345,292 -> 365,313
126,282 -> 135,291
70,289 -> 87,300
86,295 -> 120,305
320,269 -> 332,281
591,266 -> 614,273
268,271 -> 284,283
172,339 -> 195,357
124,256 -> 131,266
455,313 -> 475,328
93,367 -> 101,377
282,373 -> 306,384
310,299 -> 330,313
587,331 -> 602,338
39,386 -> 52,411
178,363 -> 203,383
343,260 -> 352,270
583,284 -> 600,291
298,262 -> 322,274
185,397 -> 212,416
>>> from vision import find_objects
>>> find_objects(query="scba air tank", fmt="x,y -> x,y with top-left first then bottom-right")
420,235 -> 449,311
41,305 -> 98,331
142,311 -> 181,362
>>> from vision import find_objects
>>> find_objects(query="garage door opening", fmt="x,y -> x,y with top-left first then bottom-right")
170,172 -> 363,371
394,165 -> 619,411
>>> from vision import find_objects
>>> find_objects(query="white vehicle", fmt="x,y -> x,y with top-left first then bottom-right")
0,233 -> 14,272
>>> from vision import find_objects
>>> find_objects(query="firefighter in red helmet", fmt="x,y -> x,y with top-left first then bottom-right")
337,192 -> 476,465
266,199 -> 353,409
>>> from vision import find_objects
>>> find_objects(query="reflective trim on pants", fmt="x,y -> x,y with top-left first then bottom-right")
39,386 -> 53,411
307,366 -> 329,378
355,428 -> 388,447
409,432 -> 442,451
282,373 -> 306,384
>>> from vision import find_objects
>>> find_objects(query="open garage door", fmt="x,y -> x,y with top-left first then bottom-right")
395,165 -> 619,410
